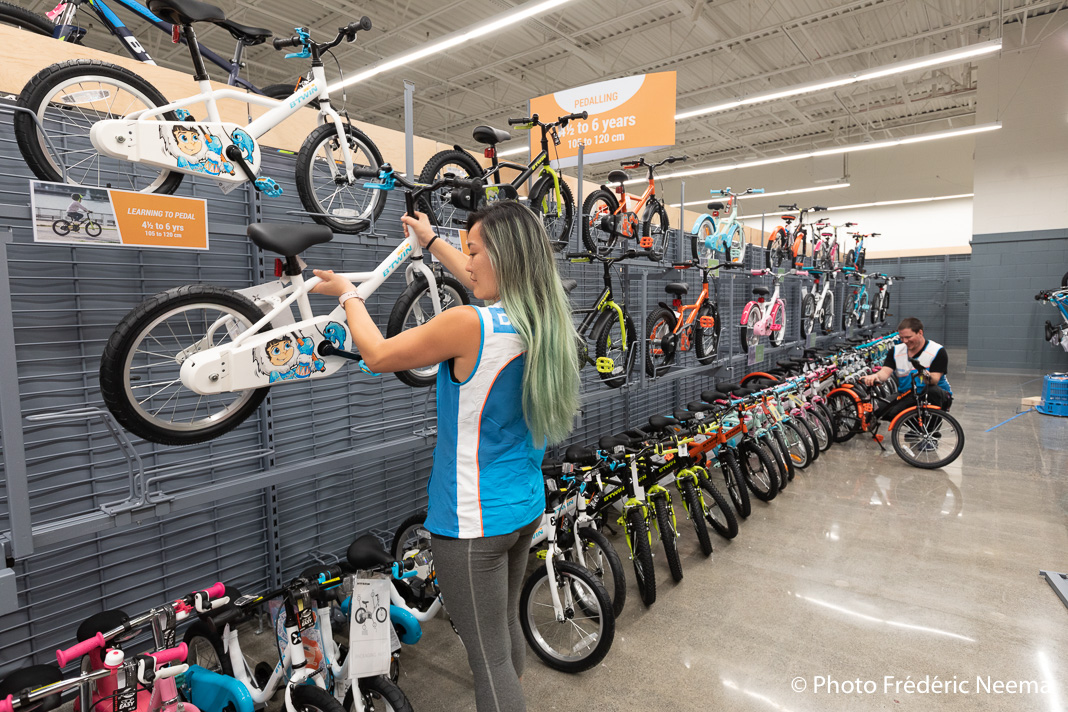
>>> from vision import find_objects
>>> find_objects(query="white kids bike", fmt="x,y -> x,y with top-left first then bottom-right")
98,175 -> 482,445
15,0 -> 383,234
739,268 -> 798,353
799,266 -> 840,337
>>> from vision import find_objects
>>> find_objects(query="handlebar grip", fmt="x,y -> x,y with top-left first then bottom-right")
565,252 -> 591,259
358,16 -> 371,31
272,36 -> 302,50
204,582 -> 226,600
351,167 -> 380,179
508,117 -> 533,126
0,695 -> 13,712
564,112 -> 588,121
154,664 -> 188,680
148,643 -> 188,667
750,188 -> 765,194
57,633 -> 106,667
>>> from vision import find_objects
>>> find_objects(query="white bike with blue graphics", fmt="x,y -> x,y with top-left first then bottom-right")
689,187 -> 764,266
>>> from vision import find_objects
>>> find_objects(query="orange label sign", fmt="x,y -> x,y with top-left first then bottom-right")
109,190 -> 209,250
529,72 -> 676,167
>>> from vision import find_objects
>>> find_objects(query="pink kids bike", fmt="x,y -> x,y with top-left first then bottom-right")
739,269 -> 798,353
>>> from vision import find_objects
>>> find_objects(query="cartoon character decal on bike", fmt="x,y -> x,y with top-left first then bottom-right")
159,124 -> 236,177
255,322 -> 348,384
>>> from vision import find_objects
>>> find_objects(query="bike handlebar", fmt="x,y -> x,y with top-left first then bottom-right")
272,35 -> 302,50
56,633 -> 105,667
148,643 -> 188,667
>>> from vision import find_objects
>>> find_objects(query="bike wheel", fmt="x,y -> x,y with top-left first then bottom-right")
697,473 -> 738,540
52,219 -> 71,236
804,408 -> 832,453
182,622 -> 233,676
390,511 -> 429,561
519,560 -> 615,673
827,390 -> 863,442
529,175 -> 574,251
624,507 -> 656,606
386,274 -> 471,387
765,229 -> 788,270
891,406 -> 964,469
85,220 -> 102,237
570,526 -> 627,617
845,249 -> 855,269
842,292 -> 857,330
295,122 -> 386,234
726,225 -> 744,264
642,201 -> 670,262
678,477 -> 714,555
791,415 -> 819,464
342,677 -> 413,712
762,433 -> 790,492
0,1 -> 56,36
739,302 -> 762,354
820,291 -> 835,334
417,148 -> 483,230
592,310 -> 637,389
15,59 -> 183,193
717,448 -> 751,517
693,301 -> 721,363
858,294 -> 869,327
644,306 -> 677,377
857,249 -> 866,271
875,292 -> 887,324
652,495 -> 682,582
780,421 -> 811,470
291,680 -> 347,712
99,285 -> 270,445
690,217 -> 716,265
800,293 -> 816,338
580,188 -> 619,254
769,302 -> 787,347
738,439 -> 778,501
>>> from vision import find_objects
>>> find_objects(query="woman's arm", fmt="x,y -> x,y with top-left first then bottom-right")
312,269 -> 480,374
401,211 -> 474,290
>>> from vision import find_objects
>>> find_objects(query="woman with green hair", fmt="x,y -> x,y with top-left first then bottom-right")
312,200 -> 579,712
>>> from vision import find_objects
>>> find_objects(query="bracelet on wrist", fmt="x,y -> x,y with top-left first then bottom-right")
425,235 -> 439,250
339,290 -> 364,307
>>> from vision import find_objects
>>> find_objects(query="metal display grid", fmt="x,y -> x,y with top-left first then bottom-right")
0,99 -> 878,670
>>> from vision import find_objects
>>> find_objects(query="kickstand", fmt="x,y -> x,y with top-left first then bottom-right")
870,423 -> 886,450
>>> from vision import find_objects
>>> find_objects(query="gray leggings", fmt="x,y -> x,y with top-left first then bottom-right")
431,517 -> 540,712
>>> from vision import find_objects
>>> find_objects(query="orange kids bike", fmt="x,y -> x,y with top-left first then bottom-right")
764,204 -> 827,270
581,155 -> 686,261
644,259 -> 731,376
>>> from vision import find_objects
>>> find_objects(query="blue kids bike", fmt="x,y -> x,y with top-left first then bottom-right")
690,187 -> 764,266
1036,285 -> 1068,352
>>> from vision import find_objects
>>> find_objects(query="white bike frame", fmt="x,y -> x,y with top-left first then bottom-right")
180,231 -> 441,395
221,616 -> 329,711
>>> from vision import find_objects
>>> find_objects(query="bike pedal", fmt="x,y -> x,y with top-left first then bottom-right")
535,550 -> 548,560
595,356 -> 616,374
699,316 -> 716,328
173,109 -> 195,121
873,433 -> 884,443
639,236 -> 653,248
254,176 -> 284,197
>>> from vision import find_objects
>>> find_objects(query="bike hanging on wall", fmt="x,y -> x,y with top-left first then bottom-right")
690,187 -> 764,266
14,1 -> 384,233
98,174 -> 483,446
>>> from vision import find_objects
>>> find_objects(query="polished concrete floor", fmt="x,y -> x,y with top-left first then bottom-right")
252,354 -> 1068,711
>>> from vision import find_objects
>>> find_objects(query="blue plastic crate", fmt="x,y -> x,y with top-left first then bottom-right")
1038,373 -> 1068,416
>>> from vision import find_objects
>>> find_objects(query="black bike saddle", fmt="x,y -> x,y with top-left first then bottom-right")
347,534 -> 394,571
563,443 -> 598,466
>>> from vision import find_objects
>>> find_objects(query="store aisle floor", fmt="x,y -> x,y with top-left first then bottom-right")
395,355 -> 1068,711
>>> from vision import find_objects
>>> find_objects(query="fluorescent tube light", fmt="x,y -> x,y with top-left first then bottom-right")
675,39 -> 1002,120
668,182 -> 850,208
737,193 -> 973,219
496,146 -> 530,157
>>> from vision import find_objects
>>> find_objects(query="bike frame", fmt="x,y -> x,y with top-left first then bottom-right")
693,194 -> 743,262
484,124 -> 564,214
740,270 -> 789,337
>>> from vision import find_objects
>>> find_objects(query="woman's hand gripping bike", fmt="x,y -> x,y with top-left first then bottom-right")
15,5 -> 385,233
98,174 -> 483,445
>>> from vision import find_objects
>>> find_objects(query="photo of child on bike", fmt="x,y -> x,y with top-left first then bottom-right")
29,181 -> 119,245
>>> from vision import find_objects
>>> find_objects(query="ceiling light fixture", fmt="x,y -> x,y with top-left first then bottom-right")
737,193 -> 973,219
331,0 -> 575,91
675,39 -> 1002,120
669,182 -> 850,208
625,123 -> 1000,186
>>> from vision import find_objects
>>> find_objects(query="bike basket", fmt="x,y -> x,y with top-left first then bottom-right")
1038,373 -> 1068,416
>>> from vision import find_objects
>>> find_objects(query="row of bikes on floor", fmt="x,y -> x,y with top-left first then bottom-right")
0,330 -> 965,712
1035,271 -> 1068,352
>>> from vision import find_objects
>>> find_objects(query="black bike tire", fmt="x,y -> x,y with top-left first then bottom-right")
341,676 -> 413,712
519,560 -> 615,673
843,292 -> 857,330
693,301 -> 721,364
0,1 -> 55,36
679,477 -> 714,555
295,122 -> 385,233
385,274 -> 471,387
85,220 -> 102,237
52,219 -> 71,236
717,448 -> 751,517
690,216 -> 715,264
800,293 -> 816,339
827,390 -> 863,442
292,681 -> 347,712
592,310 -> 637,389
644,306 -> 677,377
580,188 -> 620,254
891,406 -> 965,469
417,148 -> 483,229
738,439 -> 778,501
98,285 -> 269,445
791,415 -> 819,464
652,495 -> 683,582
780,420 -> 811,470
739,302 -> 761,354
573,526 -> 627,617
761,433 -> 790,491
697,473 -> 738,540
182,622 -> 234,676
772,428 -> 797,481
820,291 -> 835,334
642,200 -> 670,262
528,175 -> 574,251
765,227 -> 788,270
625,507 -> 656,606
390,511 -> 429,561
15,59 -> 184,193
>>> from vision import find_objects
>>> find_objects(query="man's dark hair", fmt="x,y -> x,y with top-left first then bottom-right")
897,317 -> 923,332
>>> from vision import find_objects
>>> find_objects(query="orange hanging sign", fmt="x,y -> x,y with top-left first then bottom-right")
529,72 -> 676,168
109,190 -> 209,250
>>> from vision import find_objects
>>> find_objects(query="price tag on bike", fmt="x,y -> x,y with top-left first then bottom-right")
677,442 -> 689,458
115,682 -> 137,712
348,576 -> 392,679
297,601 -> 315,631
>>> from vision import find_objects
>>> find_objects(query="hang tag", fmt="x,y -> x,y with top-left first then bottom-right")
348,576 -> 391,679
677,442 -> 689,458
116,684 -> 137,712
298,605 -> 315,631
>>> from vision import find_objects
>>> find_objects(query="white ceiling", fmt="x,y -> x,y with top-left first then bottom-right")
24,0 -> 1067,207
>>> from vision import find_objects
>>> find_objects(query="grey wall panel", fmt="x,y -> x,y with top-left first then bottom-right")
864,255 -> 971,349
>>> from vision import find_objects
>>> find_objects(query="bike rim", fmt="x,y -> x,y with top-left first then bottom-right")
121,302 -> 260,434
399,283 -> 465,379
427,159 -> 477,229
306,131 -> 380,223
744,449 -> 773,492
585,195 -> 616,251
898,413 -> 959,464
186,636 -> 222,672
33,75 -> 173,191
524,571 -> 607,664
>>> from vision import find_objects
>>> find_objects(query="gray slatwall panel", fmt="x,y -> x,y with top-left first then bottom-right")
864,255 -> 971,348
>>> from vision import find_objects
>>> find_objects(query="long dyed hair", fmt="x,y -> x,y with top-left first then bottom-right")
467,201 -> 579,445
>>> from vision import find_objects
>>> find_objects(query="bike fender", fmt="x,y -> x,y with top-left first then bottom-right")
690,214 -> 716,235
182,665 -> 256,712
390,604 -> 423,645
887,405 -> 942,431
828,386 -> 862,403
658,301 -> 673,311
739,302 -> 757,324
741,372 -> 779,385
592,304 -> 629,352
532,172 -> 563,216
